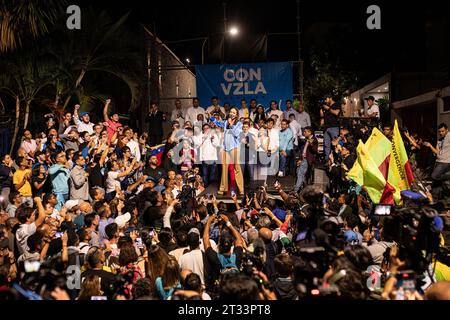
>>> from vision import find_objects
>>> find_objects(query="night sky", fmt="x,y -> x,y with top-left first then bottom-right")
79,0 -> 450,86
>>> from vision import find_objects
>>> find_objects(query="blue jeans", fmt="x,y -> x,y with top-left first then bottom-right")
202,161 -> 217,187
324,127 -> 340,160
279,150 -> 293,174
55,193 -> 68,211
294,160 -> 309,192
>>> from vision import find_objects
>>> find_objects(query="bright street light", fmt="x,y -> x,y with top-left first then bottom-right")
185,57 -> 190,64
229,26 -> 239,36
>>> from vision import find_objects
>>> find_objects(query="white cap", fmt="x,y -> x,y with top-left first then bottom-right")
64,200 -> 81,210
114,212 -> 131,229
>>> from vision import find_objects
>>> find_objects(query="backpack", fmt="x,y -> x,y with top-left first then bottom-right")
217,252 -> 239,274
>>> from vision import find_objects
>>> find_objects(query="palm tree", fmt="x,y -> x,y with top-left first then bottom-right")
0,53 -> 53,153
0,0 -> 67,52
46,9 -> 143,113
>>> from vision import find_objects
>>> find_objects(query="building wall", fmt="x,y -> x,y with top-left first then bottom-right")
144,29 -> 197,138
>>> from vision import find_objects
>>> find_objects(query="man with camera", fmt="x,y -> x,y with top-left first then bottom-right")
320,94 -> 341,161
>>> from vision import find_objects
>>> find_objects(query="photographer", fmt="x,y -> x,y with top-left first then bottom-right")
203,213 -> 244,281
320,94 -> 341,161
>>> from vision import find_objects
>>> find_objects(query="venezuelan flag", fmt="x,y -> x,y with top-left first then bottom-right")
149,144 -> 165,166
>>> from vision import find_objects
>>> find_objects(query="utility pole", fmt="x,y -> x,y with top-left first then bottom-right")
296,0 -> 304,103
222,1 -> 227,64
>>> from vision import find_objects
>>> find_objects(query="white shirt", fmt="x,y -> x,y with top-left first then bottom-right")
239,108 -> 251,119
267,128 -> 280,152
127,139 -> 141,161
206,105 -> 226,118
367,105 -> 380,119
185,106 -> 206,126
171,108 -> 186,127
16,223 -> 37,255
249,127 -> 259,138
73,115 -> 94,135
193,132 -> 220,162
289,119 -> 302,146
169,247 -> 189,262
268,110 -> 284,128
106,171 -> 121,193
179,249 -> 205,285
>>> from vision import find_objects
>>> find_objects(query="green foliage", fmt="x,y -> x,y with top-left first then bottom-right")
0,0 -> 67,52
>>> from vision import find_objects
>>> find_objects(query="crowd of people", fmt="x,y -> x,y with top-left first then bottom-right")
0,94 -> 449,301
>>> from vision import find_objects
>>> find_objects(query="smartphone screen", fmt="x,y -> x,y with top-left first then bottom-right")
91,296 -> 107,300
374,205 -> 392,216
395,271 -> 416,300
135,237 -> 143,248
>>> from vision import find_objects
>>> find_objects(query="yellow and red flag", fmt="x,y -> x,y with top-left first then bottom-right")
388,120 -> 415,204
353,140 -> 395,204
348,127 -> 392,184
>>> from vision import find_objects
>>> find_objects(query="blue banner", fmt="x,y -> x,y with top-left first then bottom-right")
195,62 -> 293,110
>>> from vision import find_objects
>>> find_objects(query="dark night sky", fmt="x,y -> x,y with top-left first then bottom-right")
78,0 -> 450,86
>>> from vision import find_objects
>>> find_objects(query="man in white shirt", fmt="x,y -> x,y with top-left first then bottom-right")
205,96 -> 226,119
267,100 -> 284,128
288,114 -> 302,148
179,231 -> 206,286
15,198 -> 46,255
364,96 -> 380,119
73,104 -> 95,135
124,127 -> 141,162
193,123 -> 220,188
171,99 -> 186,128
185,98 -> 206,127
266,118 -> 280,176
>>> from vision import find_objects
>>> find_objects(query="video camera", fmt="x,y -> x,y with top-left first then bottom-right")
381,205 -> 443,274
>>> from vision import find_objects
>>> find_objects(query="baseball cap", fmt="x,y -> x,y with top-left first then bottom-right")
364,96 -> 375,101
64,199 -> 81,210
79,111 -> 89,117
188,228 -> 200,236
344,230 -> 360,244
115,212 -> 131,229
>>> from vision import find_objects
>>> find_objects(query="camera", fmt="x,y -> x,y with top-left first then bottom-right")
382,206 -> 442,273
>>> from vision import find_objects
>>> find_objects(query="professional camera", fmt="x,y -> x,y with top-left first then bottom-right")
16,256 -> 68,300
382,206 -> 443,274
176,184 -> 196,215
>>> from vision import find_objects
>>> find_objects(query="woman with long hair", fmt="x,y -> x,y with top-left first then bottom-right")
253,105 -> 266,124
146,244 -> 170,290
77,274 -> 102,300
209,106 -> 244,195
154,256 -> 181,300
118,242 -> 144,299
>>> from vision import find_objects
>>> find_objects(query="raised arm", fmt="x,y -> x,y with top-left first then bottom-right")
203,214 -> 216,250
117,158 -> 137,178
263,207 -> 283,228
34,197 -> 47,228
220,214 -> 243,247
73,104 -> 81,126
103,99 -> 111,123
